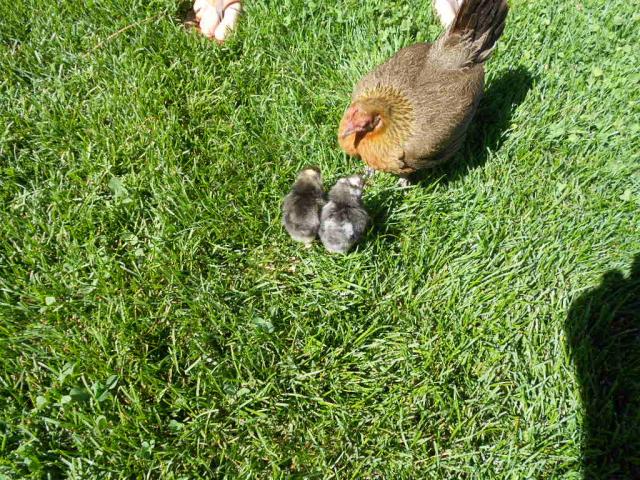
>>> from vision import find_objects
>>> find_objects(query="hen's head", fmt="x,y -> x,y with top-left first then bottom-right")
338,88 -> 413,165
339,101 -> 385,141
340,106 -> 382,139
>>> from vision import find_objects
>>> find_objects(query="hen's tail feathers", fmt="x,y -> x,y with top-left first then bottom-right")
436,0 -> 509,67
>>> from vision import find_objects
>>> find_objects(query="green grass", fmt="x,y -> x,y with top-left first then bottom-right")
1,0 -> 639,477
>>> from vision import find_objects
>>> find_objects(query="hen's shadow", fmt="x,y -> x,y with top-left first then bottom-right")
412,66 -> 533,186
359,183 -> 403,249
362,67 -> 532,239
566,254 -> 640,479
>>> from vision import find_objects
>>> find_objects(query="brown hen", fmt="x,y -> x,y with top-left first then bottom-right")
338,0 -> 509,181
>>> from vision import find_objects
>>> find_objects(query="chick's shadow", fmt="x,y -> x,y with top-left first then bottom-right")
566,254 -> 640,479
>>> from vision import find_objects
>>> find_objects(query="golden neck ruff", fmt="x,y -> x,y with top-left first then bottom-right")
339,86 -> 414,173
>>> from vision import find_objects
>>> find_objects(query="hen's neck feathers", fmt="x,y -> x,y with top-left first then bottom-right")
357,86 -> 414,144
338,86 -> 415,172
345,87 -> 414,172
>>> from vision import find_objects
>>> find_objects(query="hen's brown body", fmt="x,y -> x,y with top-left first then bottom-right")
338,0 -> 508,177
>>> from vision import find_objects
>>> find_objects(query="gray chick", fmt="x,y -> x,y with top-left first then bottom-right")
319,175 -> 369,254
282,167 -> 325,245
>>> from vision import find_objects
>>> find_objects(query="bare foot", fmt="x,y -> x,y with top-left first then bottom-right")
194,0 -> 241,42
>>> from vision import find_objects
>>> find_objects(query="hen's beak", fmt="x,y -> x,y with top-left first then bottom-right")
341,119 -> 377,139
340,126 -> 357,139
341,125 -> 371,139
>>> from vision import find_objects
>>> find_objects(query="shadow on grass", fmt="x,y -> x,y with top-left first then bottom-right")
566,254 -> 640,479
177,0 -> 198,29
411,65 -> 534,186
360,186 -> 403,249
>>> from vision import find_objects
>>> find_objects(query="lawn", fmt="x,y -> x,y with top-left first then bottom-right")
1,0 -> 639,478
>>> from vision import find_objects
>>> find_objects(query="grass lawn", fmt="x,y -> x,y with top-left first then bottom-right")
1,0 -> 639,477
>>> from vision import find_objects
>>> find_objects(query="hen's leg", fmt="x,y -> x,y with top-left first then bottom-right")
397,176 -> 414,187
363,166 -> 376,179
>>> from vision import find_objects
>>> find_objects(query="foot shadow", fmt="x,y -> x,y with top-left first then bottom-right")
413,65 -> 534,186
565,254 -> 640,479
177,1 -> 198,30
